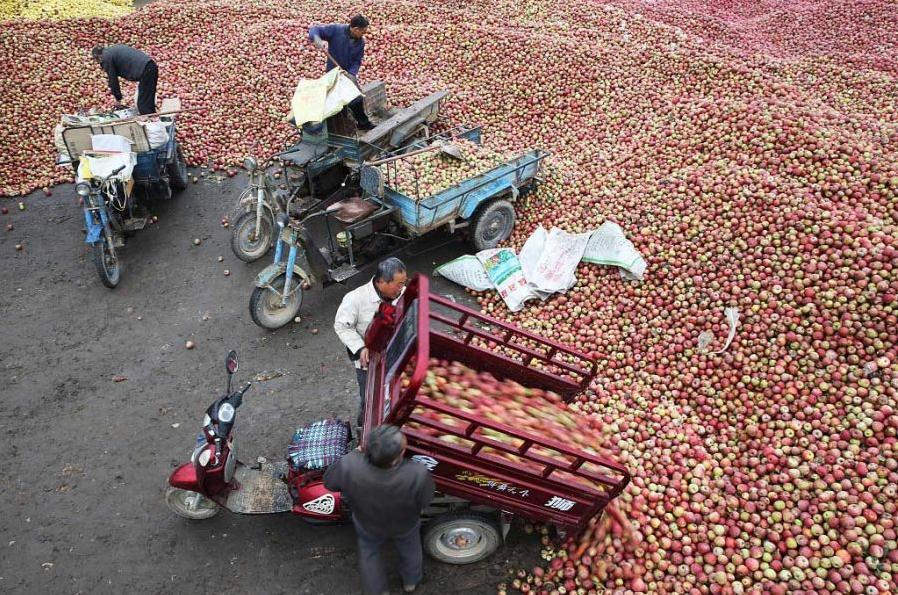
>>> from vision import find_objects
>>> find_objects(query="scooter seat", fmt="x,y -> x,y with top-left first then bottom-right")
326,197 -> 378,225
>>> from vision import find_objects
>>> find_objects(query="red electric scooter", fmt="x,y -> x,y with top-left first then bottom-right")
165,350 -> 350,522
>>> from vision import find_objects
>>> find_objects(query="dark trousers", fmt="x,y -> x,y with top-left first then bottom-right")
137,61 -> 158,115
355,367 -> 367,428
353,516 -> 423,594
348,96 -> 372,127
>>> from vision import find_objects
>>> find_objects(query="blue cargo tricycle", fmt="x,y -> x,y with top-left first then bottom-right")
60,100 -> 188,287
248,126 -> 549,329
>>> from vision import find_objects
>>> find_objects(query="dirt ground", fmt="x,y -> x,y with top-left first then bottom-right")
0,173 -> 539,594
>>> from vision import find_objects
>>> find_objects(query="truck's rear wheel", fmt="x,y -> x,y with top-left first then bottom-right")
423,512 -> 501,565
468,199 -> 515,252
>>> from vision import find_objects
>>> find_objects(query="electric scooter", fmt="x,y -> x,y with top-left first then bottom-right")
165,350 -> 350,521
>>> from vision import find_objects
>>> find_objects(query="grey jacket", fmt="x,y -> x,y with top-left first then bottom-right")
101,45 -> 152,101
324,450 -> 435,537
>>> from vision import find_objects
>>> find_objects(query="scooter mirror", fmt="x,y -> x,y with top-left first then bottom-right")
226,350 -> 239,375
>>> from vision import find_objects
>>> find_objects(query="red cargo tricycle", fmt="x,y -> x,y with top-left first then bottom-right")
165,275 -> 630,564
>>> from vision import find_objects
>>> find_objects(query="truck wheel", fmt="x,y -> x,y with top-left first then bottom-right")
249,274 -> 302,330
165,486 -> 220,520
469,199 -> 515,252
423,512 -> 501,565
231,211 -> 274,262
93,238 -> 121,288
168,147 -> 189,191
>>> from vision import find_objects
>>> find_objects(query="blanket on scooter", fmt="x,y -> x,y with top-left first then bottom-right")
288,419 -> 351,471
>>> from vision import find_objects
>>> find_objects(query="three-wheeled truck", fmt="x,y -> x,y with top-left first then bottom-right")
248,125 -> 549,329
230,81 -> 448,262
166,275 -> 630,565
60,99 -> 188,287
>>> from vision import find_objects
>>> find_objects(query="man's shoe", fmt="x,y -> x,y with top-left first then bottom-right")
403,585 -> 417,593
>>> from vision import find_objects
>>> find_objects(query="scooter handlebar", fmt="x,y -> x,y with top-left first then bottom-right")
230,382 -> 252,408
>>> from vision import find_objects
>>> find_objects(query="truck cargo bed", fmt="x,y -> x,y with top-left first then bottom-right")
363,275 -> 630,532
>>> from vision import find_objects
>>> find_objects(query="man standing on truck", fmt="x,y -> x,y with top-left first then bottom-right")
334,258 -> 408,429
308,15 -> 376,131
324,424 -> 434,594
91,44 -> 158,116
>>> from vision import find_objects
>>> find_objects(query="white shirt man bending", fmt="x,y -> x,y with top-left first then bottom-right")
333,258 -> 408,428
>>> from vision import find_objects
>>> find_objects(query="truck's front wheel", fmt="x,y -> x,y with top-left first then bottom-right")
423,512 -> 501,565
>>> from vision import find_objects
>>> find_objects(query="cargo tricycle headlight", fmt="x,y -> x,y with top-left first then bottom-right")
243,157 -> 257,172
76,183 -> 91,197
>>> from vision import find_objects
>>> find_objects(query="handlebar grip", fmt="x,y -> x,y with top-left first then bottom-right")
112,165 -> 125,175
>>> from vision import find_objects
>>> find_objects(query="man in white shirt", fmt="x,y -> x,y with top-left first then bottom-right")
334,258 -> 408,428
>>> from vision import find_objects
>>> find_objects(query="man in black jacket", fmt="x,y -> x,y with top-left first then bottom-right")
324,425 -> 434,594
91,44 -> 158,115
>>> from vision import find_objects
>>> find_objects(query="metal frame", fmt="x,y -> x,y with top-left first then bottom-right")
362,275 -> 630,532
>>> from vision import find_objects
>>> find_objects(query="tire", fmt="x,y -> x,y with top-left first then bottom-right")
168,147 -> 189,191
92,237 -> 121,288
423,512 -> 502,565
165,486 -> 220,520
468,199 -> 515,252
231,211 -> 274,263
249,274 -> 302,330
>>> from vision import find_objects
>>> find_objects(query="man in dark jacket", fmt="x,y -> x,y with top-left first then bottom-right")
308,15 -> 375,130
324,425 -> 434,594
91,44 -> 158,116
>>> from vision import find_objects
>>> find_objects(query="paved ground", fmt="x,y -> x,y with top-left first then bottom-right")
0,172 -> 538,594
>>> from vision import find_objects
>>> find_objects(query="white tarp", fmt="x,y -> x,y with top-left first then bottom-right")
290,70 -> 362,127
435,222 -> 647,312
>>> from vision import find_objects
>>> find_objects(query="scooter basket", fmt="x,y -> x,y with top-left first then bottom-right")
288,419 -> 351,471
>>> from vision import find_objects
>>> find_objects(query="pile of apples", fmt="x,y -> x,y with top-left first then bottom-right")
404,358 -> 618,479
0,0 -> 131,21
382,140 -> 509,199
3,0 -> 898,592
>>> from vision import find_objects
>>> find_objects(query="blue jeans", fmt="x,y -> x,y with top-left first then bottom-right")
352,516 -> 422,594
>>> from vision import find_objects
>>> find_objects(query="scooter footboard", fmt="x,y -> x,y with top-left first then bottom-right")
225,462 -> 293,514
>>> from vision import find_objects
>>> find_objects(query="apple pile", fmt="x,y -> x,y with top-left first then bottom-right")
1,0 -> 131,21
3,0 -> 898,592
382,139 -> 510,199
404,358 -> 618,476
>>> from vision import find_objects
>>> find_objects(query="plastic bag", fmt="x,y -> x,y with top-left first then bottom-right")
91,134 -> 133,153
582,221 -> 647,279
520,225 -> 592,298
433,255 -> 494,291
290,70 -> 361,127
477,248 -> 537,312
139,121 -> 170,149
76,152 -> 136,183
